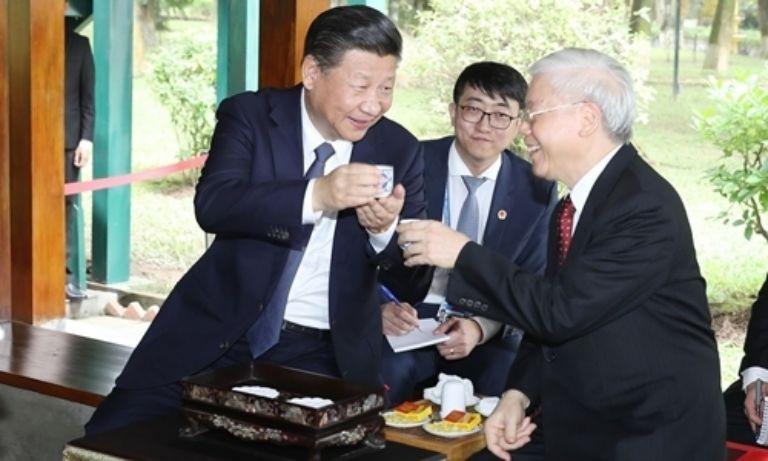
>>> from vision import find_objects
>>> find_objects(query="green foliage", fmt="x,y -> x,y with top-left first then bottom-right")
406,0 -> 652,129
694,69 -> 768,244
150,35 -> 216,182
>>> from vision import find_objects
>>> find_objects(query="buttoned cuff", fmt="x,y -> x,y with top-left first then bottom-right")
302,179 -> 322,224
742,367 -> 768,390
367,218 -> 397,254
471,316 -> 502,344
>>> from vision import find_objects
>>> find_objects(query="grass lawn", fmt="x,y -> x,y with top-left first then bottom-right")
80,18 -> 765,387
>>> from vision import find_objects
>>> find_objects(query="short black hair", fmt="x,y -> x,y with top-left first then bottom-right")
303,5 -> 402,71
452,61 -> 528,109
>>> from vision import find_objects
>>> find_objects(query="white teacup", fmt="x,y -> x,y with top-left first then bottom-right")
375,164 -> 394,198
440,379 -> 466,419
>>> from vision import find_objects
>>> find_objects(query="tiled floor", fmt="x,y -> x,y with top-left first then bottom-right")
41,316 -> 149,348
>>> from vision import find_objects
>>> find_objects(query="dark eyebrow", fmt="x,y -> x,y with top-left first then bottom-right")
464,96 -> 511,109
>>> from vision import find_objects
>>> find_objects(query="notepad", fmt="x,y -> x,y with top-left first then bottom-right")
386,318 -> 450,353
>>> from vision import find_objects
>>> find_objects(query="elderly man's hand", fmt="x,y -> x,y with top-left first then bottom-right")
484,390 -> 537,461
397,220 -> 470,269
356,184 -> 405,234
744,381 -> 768,432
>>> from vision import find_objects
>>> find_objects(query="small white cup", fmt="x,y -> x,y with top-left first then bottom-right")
375,164 -> 394,198
440,379 -> 466,419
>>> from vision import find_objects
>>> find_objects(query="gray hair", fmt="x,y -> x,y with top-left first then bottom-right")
530,48 -> 635,144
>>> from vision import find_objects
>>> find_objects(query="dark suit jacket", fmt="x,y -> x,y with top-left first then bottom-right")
740,274 -> 768,374
424,136 -> 555,274
447,144 -> 725,460
117,86 -> 429,389
65,30 -> 95,150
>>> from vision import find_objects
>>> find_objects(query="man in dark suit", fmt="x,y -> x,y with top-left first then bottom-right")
380,62 -> 556,405
86,5 -> 429,435
724,273 -> 768,445
64,19 -> 95,300
398,48 -> 725,460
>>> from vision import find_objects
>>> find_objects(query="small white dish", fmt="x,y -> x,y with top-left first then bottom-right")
423,422 -> 482,438
381,411 -> 431,428
475,396 -> 500,417
424,392 -> 480,407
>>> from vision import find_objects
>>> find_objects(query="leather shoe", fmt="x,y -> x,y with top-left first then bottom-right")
65,283 -> 88,300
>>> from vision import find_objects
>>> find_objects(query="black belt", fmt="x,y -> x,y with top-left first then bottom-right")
281,320 -> 331,341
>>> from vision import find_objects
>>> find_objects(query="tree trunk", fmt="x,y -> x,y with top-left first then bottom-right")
759,0 -> 768,58
703,0 -> 735,72
137,0 -> 160,50
630,0 -> 653,35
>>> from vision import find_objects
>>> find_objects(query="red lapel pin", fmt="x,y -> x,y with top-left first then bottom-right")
497,210 -> 507,220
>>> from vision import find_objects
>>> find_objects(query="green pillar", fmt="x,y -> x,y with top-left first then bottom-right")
347,0 -> 387,14
216,0 -> 260,103
91,0 -> 133,283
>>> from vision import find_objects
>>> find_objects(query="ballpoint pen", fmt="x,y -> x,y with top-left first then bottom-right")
378,284 -> 422,331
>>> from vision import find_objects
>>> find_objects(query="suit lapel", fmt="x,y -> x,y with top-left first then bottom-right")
568,144 -> 637,260
424,140 -> 450,221
267,86 -> 304,180
483,153 -> 528,257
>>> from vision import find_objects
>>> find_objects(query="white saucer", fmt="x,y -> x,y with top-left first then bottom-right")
381,411 -> 430,428
424,393 -> 480,406
423,422 -> 482,438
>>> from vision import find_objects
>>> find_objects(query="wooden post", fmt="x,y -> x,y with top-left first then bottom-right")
0,0 -> 10,321
7,0 -> 66,323
259,0 -> 328,89
216,0 -> 260,102
91,0 -> 133,284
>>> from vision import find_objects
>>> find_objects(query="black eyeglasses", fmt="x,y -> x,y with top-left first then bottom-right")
459,105 -> 520,130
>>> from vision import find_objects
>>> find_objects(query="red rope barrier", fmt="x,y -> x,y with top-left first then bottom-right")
64,154 -> 208,196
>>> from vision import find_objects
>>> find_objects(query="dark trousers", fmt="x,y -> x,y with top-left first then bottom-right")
380,335 -> 518,406
724,379 -> 761,446
85,329 -> 339,436
65,149 -> 80,284
468,410 -> 546,461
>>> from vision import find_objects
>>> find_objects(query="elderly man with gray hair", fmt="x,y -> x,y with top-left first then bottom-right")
397,48 -> 725,460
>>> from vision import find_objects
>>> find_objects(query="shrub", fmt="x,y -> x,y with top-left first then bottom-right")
150,34 -> 216,182
406,0 -> 652,133
694,69 -> 768,243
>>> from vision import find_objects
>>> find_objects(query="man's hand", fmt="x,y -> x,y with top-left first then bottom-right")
484,390 -> 536,461
397,220 -> 470,269
312,163 -> 380,212
73,139 -> 92,168
356,184 -> 405,234
381,301 -> 420,336
744,381 -> 768,432
435,318 -> 482,360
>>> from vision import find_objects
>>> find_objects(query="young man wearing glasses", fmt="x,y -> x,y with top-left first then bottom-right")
379,61 -> 556,407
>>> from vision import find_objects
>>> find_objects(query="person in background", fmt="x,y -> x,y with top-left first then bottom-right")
724,273 -> 768,445
86,5 -> 430,435
64,3 -> 95,301
380,61 -> 556,407
398,47 -> 725,461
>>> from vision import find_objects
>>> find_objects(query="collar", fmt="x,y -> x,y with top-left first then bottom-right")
447,140 -> 502,182
569,144 -> 622,213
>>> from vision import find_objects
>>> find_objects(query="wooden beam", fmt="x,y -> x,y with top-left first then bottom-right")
259,0 -> 328,89
216,0 -> 260,102
0,0 -> 10,321
8,0 -> 66,324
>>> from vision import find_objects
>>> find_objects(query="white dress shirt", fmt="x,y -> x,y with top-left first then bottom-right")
423,141 -> 502,342
568,144 -> 622,235
283,89 -> 395,329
